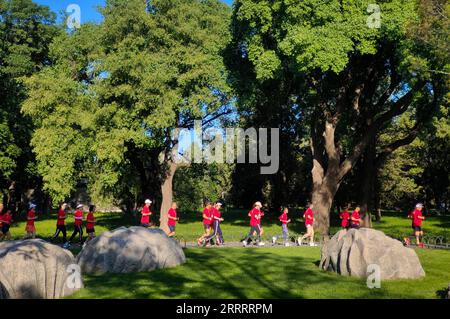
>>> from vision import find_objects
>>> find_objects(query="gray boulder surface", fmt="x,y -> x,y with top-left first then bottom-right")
0,239 -> 82,299
319,228 -> 425,279
77,227 -> 186,274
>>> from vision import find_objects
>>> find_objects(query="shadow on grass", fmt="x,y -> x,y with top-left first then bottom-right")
75,248 -> 427,299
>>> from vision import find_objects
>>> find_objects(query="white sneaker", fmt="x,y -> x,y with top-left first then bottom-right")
285,242 -> 290,247
258,242 -> 265,246
242,240 -> 247,247
272,236 -> 277,245
309,242 -> 317,247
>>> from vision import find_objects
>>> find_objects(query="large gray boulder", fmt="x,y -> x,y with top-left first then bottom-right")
77,227 -> 186,274
0,239 -> 82,299
320,228 -> 425,280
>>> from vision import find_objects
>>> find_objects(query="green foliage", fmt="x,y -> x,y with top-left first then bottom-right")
174,162 -> 234,211
0,0 -> 58,189
23,0 -> 231,207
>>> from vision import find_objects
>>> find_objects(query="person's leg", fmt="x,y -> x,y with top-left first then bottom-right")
68,226 -> 79,243
61,226 -> 67,243
78,225 -> 84,244
309,227 -> 315,245
243,227 -> 256,243
255,225 -> 261,243
51,227 -> 61,241
216,224 -> 223,244
282,224 -> 288,243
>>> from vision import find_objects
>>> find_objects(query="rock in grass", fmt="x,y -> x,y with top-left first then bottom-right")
319,228 -> 425,280
0,239 -> 82,299
77,227 -> 186,274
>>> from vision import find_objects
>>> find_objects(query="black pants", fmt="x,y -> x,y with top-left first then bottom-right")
69,225 -> 83,244
204,221 -> 224,245
244,225 -> 261,243
52,225 -> 67,243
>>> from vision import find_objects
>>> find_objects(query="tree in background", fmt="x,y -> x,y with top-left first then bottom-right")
225,0 -> 447,236
0,0 -> 58,212
23,0 -> 231,232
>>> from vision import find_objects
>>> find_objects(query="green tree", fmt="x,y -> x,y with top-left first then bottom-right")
23,0 -> 231,232
225,0 -> 447,235
0,0 -> 58,210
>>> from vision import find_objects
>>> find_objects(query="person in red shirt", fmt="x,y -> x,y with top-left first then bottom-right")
197,201 -> 213,246
242,201 -> 265,247
299,203 -> 316,246
350,206 -> 362,229
140,199 -> 152,228
51,203 -> 68,244
167,202 -> 179,237
86,205 -> 96,243
24,204 -> 38,239
272,207 -> 291,246
0,210 -> 13,241
65,204 -> 84,248
340,205 -> 351,231
203,202 -> 225,246
408,203 -> 426,247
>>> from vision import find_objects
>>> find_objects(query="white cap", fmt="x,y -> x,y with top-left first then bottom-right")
145,199 -> 152,204
76,204 -> 84,209
216,202 -> 223,206
254,201 -> 262,207
416,203 -> 423,208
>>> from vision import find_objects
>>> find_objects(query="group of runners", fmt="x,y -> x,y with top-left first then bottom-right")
0,202 -> 96,247
0,198 -> 427,248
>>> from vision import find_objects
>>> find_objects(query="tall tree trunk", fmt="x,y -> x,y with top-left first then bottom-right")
311,179 -> 337,237
359,138 -> 376,228
159,161 -> 177,234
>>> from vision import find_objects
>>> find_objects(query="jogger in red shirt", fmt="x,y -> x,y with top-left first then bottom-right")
408,203 -> 425,247
24,204 -> 37,239
272,207 -> 291,246
203,202 -> 225,246
299,203 -> 316,246
167,202 -> 179,237
350,207 -> 362,229
140,199 -> 152,228
242,201 -> 265,247
86,205 -> 96,243
340,206 -> 350,231
51,203 -> 68,243
66,204 -> 84,247
0,210 -> 13,241
197,202 -> 213,246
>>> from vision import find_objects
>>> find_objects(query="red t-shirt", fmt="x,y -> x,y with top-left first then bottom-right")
168,208 -> 177,227
74,210 -> 83,226
351,210 -> 360,225
249,208 -> 261,227
202,208 -> 213,225
279,212 -> 289,224
27,210 -> 36,226
212,208 -> 221,220
304,208 -> 314,225
86,212 -> 95,230
411,209 -> 423,227
340,211 -> 350,227
141,205 -> 151,224
57,208 -> 66,226
1,214 -> 12,225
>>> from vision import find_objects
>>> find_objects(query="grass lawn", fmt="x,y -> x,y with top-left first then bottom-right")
69,247 -> 450,299
3,209 -> 449,299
